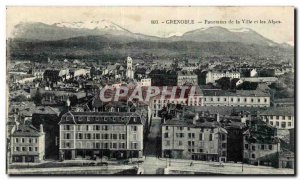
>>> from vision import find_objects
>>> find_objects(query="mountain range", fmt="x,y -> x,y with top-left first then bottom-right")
8,20 -> 294,62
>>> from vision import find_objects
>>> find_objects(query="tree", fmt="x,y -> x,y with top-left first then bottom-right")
237,81 -> 258,90
12,95 -> 28,102
216,77 -> 231,90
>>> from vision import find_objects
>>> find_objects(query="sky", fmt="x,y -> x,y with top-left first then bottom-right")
6,6 -> 294,45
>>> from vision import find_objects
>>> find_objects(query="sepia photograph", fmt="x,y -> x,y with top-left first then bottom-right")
5,6 -> 295,175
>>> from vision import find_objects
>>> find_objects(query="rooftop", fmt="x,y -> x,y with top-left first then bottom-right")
59,111 -> 144,125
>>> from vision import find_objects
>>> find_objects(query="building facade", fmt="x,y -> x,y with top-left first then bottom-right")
161,114 -> 228,162
59,111 -> 144,160
259,107 -> 294,129
202,90 -> 270,107
243,120 -> 280,166
177,71 -> 198,86
10,124 -> 45,163
206,70 -> 240,84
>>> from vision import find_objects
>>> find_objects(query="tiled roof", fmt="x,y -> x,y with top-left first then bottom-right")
59,111 -> 144,125
12,125 -> 41,137
259,107 -> 294,116
202,90 -> 270,97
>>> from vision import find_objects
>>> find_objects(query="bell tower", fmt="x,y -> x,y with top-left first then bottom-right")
126,56 -> 134,79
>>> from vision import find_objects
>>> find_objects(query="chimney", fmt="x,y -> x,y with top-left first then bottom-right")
40,124 -> 44,133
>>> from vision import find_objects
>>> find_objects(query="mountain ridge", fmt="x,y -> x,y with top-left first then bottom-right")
9,21 -> 292,47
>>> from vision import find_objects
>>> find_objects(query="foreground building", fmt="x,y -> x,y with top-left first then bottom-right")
243,119 -> 280,167
161,113 -> 228,162
10,124 -> 45,163
59,111 -> 144,160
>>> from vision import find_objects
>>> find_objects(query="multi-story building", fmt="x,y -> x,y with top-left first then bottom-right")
177,71 -> 198,86
202,89 -> 270,107
58,111 -> 144,160
206,70 -> 240,84
10,124 -> 45,163
150,87 -> 190,118
187,86 -> 203,106
259,107 -> 294,129
161,113 -> 228,162
138,78 -> 151,87
243,119 -> 280,166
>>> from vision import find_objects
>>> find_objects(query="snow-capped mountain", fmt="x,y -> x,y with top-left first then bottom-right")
11,21 -> 284,47
53,20 -> 129,32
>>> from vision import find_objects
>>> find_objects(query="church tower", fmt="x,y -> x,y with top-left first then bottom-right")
126,56 -> 134,79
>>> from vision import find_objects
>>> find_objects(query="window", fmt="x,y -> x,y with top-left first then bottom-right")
112,143 -> 117,149
270,116 -> 273,119
209,134 -> 213,141
188,133 -> 195,139
16,147 -> 20,151
269,145 -> 273,150
22,147 -> 26,151
276,122 -> 279,126
251,98 -> 254,103
22,138 -> 25,143
85,133 -> 91,139
164,133 -> 169,138
282,116 -> 285,120
165,126 -> 169,130
270,121 -> 273,125
221,134 -> 226,141
199,133 -> 203,141
35,147 -> 38,151
251,154 -> 256,159
29,147 -> 33,151
178,141 -> 182,146
222,143 -> 226,148
78,133 -> 83,139
15,138 -> 19,143
252,145 -> 256,151
244,98 -> 247,102
288,116 -> 292,120
199,149 -> 203,153
238,98 -> 240,102
65,133 -> 71,139
133,134 -> 137,140
261,145 -> 265,150
211,98 -> 213,101
111,134 -> 118,140
222,151 -> 226,156
264,98 -> 267,103
131,126 -> 137,131
276,116 -> 279,120
217,98 -> 220,102
288,122 -> 292,127
29,138 -> 32,143
119,134 -> 126,140
244,144 -> 248,149
64,125 -> 70,130
258,99 -> 261,103
231,98 -> 233,102
119,143 -> 125,149
282,122 -> 286,128
165,141 -> 170,146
